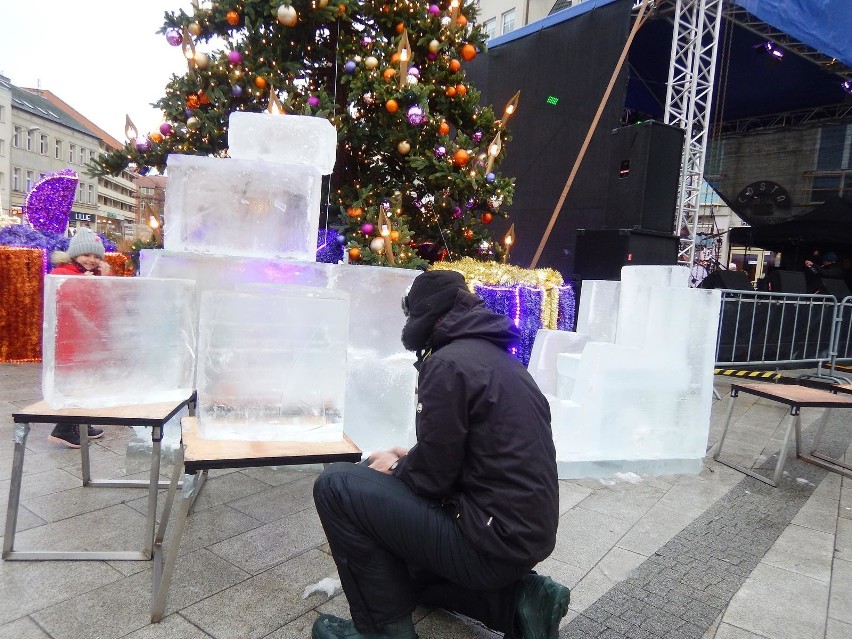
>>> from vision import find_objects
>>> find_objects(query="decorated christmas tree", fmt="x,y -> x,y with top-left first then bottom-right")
90,0 -> 517,268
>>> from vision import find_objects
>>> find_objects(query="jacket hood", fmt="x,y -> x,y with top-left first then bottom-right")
429,292 -> 519,353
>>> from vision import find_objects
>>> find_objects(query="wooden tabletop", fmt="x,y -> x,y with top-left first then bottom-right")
731,382 -> 852,408
833,383 -> 852,396
181,416 -> 362,472
13,394 -> 195,427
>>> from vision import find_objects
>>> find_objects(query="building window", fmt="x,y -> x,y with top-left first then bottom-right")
808,124 -> 852,202
25,170 -> 34,192
0,139 -> 4,156
69,144 -> 76,164
55,139 -> 62,159
80,147 -> 86,165
483,18 -> 497,40
26,129 -> 34,152
13,126 -> 21,148
501,9 -> 515,34
87,184 -> 94,204
12,167 -> 21,191
0,105 -> 5,122
39,134 -> 48,155
77,183 -> 84,203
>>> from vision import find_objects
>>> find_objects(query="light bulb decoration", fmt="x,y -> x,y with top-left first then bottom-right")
377,207 -> 396,265
449,0 -> 460,23
500,91 -> 520,127
485,132 -> 502,174
503,223 -> 515,263
267,85 -> 285,114
124,115 -> 138,142
397,29 -> 411,89
181,27 -> 197,71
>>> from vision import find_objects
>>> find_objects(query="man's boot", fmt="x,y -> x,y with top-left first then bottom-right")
514,573 -> 570,639
312,614 -> 418,639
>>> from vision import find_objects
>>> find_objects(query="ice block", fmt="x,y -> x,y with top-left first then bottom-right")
164,154 -> 322,261
228,112 -> 337,175
196,288 -> 349,442
42,275 -> 197,408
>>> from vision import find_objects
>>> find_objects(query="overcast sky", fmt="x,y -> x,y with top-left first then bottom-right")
1,1 -> 196,141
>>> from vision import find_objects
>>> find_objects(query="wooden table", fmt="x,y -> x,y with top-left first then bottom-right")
713,382 -> 852,486
3,395 -> 196,561
150,416 -> 362,622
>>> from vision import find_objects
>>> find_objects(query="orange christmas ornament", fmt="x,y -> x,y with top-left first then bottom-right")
149,132 -> 164,143
385,98 -> 399,113
449,59 -> 461,72
346,206 -> 363,218
254,76 -> 267,90
383,68 -> 397,81
186,94 -> 200,109
391,52 -> 400,63
480,212 -> 493,224
464,228 -> 474,240
390,230 -> 400,241
460,44 -> 477,61
438,121 -> 450,135
456,84 -> 467,96
457,15 -> 468,28
198,91 -> 211,105
453,148 -> 470,167
445,86 -> 457,97
396,22 -> 405,34
226,10 -> 240,25
348,247 -> 361,260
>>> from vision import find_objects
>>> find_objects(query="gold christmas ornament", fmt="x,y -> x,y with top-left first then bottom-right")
365,56 -> 379,70
397,140 -> 411,155
277,5 -> 298,26
188,22 -> 202,36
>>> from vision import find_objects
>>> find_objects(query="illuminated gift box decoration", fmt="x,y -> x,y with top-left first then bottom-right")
430,258 -> 575,365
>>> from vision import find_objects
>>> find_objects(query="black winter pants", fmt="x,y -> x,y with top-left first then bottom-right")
313,462 -> 531,635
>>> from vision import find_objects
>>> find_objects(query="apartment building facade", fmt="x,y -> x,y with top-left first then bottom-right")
476,0 -> 573,40
0,75 -> 138,238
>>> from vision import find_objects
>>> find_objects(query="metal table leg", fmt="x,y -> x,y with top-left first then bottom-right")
3,423 -> 31,559
797,407 -> 852,478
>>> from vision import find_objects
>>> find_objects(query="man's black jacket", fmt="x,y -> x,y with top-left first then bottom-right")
394,292 -> 558,565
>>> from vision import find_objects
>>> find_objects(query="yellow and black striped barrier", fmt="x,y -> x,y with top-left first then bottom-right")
714,369 -> 783,381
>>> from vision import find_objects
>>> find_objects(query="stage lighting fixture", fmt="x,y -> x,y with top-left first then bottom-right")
762,41 -> 784,60
843,80 -> 852,95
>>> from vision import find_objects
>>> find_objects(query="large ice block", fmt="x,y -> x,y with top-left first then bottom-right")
527,329 -> 588,395
228,112 -> 337,175
196,288 -> 349,442
575,279 -> 620,342
140,250 -> 419,452
164,154 -> 322,261
42,276 -> 197,408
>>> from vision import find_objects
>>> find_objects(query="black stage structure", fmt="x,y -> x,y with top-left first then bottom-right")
466,0 -> 852,279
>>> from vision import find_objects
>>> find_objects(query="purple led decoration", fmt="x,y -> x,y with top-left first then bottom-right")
470,283 -> 576,364
23,169 -> 78,235
316,228 -> 344,263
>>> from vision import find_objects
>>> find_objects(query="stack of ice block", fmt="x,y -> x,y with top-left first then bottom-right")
196,287 -> 349,441
141,250 -> 419,451
528,265 -> 722,479
42,276 -> 197,408
164,112 -> 337,262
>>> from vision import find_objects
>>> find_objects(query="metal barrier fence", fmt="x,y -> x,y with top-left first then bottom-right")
714,289 -> 844,371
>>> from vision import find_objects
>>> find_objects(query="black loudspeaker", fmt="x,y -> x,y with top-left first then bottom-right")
820,278 -> 851,299
699,270 -> 753,291
766,270 -> 808,294
573,228 -> 679,281
605,121 -> 685,233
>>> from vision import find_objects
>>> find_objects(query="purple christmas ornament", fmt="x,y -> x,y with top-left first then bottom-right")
407,105 -> 427,126
407,66 -> 420,78
360,223 -> 375,235
465,197 -> 475,209
231,85 -> 243,97
472,130 -> 483,142
135,137 -> 152,152
426,52 -> 437,61
435,145 -> 446,158
452,206 -> 463,219
428,4 -> 441,15
308,95 -> 320,107
165,28 -> 182,46
344,60 -> 357,73
227,50 -> 242,65
159,122 -> 173,136
486,172 -> 496,182
361,36 -> 373,47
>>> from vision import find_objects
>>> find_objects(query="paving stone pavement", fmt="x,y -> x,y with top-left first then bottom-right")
1,363 -> 851,639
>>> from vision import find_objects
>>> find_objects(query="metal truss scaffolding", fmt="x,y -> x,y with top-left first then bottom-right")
663,0 -> 724,265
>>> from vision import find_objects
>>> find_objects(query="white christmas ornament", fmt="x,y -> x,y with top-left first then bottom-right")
370,237 -> 386,253
277,5 -> 298,26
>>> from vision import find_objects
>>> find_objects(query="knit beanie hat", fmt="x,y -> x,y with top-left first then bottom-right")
67,228 -> 105,259
401,270 -> 472,352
